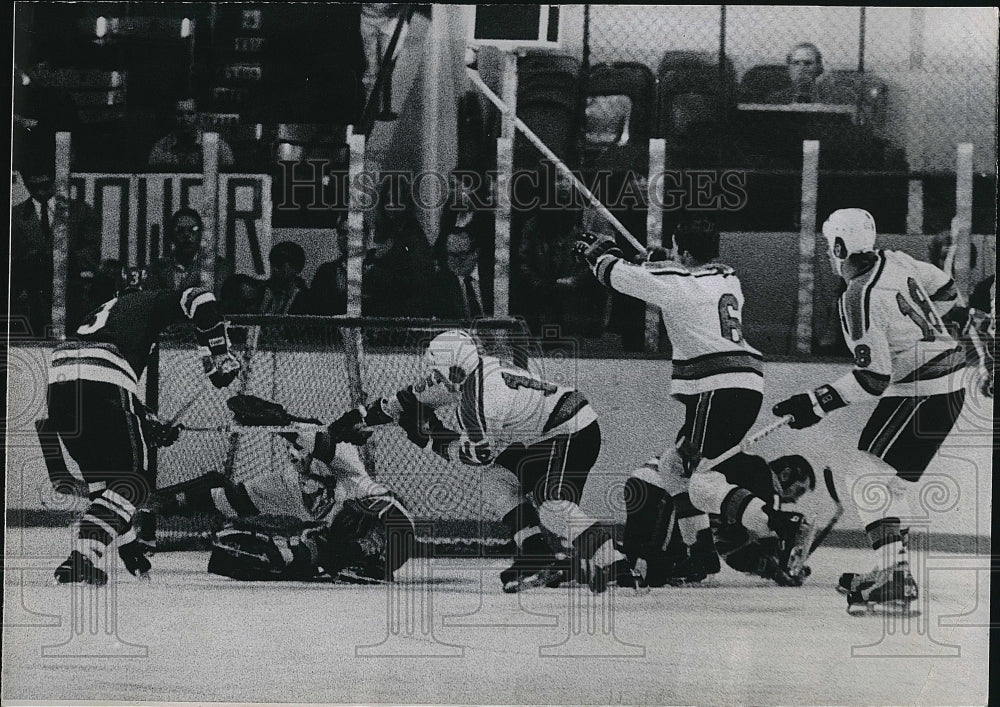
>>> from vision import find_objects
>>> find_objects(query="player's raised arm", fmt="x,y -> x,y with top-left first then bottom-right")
175,287 -> 241,388
573,231 -> 668,302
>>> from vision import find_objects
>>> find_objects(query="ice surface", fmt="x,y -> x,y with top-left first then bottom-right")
3,528 -> 990,705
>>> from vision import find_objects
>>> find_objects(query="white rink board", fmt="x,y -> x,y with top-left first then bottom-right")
7,350 -> 994,538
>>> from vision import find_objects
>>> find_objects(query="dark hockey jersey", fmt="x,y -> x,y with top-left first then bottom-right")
49,287 -> 226,395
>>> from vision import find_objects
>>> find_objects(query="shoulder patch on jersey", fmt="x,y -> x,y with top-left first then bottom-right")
693,263 -> 735,278
841,251 -> 886,340
642,262 -> 691,277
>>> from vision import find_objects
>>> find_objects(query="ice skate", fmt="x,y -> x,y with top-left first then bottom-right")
846,561 -> 919,615
665,529 -> 720,586
500,555 -> 565,593
590,558 -> 647,594
119,540 -> 152,581
54,550 -> 108,586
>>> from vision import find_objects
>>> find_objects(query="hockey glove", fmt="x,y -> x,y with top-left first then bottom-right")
203,352 -> 242,389
325,408 -> 375,446
363,398 -> 396,426
143,414 -> 181,448
399,405 -> 460,460
573,231 -> 623,268
772,384 -> 846,430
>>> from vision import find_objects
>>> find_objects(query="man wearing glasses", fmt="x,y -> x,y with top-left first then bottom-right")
148,96 -> 235,171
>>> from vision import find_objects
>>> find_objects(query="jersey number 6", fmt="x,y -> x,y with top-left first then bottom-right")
717,293 -> 743,343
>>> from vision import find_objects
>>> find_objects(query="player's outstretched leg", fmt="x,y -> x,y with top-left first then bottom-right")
500,499 -> 564,593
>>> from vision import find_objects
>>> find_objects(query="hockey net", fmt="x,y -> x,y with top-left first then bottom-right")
150,315 -> 531,552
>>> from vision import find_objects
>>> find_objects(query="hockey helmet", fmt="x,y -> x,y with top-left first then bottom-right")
768,454 -> 816,503
425,329 -> 481,385
822,208 -> 876,276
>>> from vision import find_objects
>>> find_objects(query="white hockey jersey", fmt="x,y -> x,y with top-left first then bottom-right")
593,255 -> 763,396
837,249 -> 965,398
402,356 -> 597,465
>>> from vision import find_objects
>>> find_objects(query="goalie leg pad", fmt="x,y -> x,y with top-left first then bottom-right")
208,528 -> 316,581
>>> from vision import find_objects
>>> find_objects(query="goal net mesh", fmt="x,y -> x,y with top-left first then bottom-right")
150,316 -> 531,552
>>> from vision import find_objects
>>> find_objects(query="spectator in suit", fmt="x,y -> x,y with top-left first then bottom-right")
220,274 -> 263,315
257,241 -> 311,315
10,162 -> 102,337
431,224 -> 484,321
309,220 -> 350,316
517,173 -> 610,339
146,207 -> 234,295
361,182 -> 434,316
766,43 -> 839,105
148,96 -> 235,171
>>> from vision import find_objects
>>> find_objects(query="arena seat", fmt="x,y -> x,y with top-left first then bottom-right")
656,51 -> 737,167
583,62 -> 656,171
737,64 -> 790,103
273,123 -> 348,164
513,52 -> 581,169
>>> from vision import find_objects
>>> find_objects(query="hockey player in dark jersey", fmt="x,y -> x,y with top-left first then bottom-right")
46,267 -> 241,585
624,453 -> 816,587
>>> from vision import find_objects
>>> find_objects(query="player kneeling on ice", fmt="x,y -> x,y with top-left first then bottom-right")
363,330 -> 640,593
42,268 -> 241,585
155,399 -> 419,583
772,208 -> 969,614
624,452 -> 816,586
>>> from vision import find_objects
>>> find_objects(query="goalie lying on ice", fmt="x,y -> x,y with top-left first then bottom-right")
154,414 -> 418,582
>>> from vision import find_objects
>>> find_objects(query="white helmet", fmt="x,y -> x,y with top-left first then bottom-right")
425,329 -> 481,384
822,208 -> 877,276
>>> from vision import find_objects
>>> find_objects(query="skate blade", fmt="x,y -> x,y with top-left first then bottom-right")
336,570 -> 389,585
503,570 -> 565,594
666,574 -> 720,588
847,599 -> 920,617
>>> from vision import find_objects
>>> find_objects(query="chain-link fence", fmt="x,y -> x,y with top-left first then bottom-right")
581,5 -> 998,174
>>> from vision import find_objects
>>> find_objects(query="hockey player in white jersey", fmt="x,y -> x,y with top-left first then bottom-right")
575,217 -> 810,586
773,208 -> 968,613
364,330 -> 640,593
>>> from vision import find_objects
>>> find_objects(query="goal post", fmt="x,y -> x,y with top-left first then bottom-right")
148,315 -> 531,552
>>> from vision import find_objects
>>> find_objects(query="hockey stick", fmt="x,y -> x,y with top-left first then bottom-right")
694,415 -> 793,473
806,466 -> 844,558
178,422 -> 325,434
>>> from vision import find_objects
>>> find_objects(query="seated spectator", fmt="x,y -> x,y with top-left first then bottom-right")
308,218 -> 349,316
516,173 -> 611,339
257,241 -> 311,315
220,273 -> 264,315
309,259 -> 348,315
361,183 -> 434,317
146,207 -> 234,295
431,223 -> 484,320
765,43 -> 842,105
148,96 -> 235,172
10,161 -> 102,337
